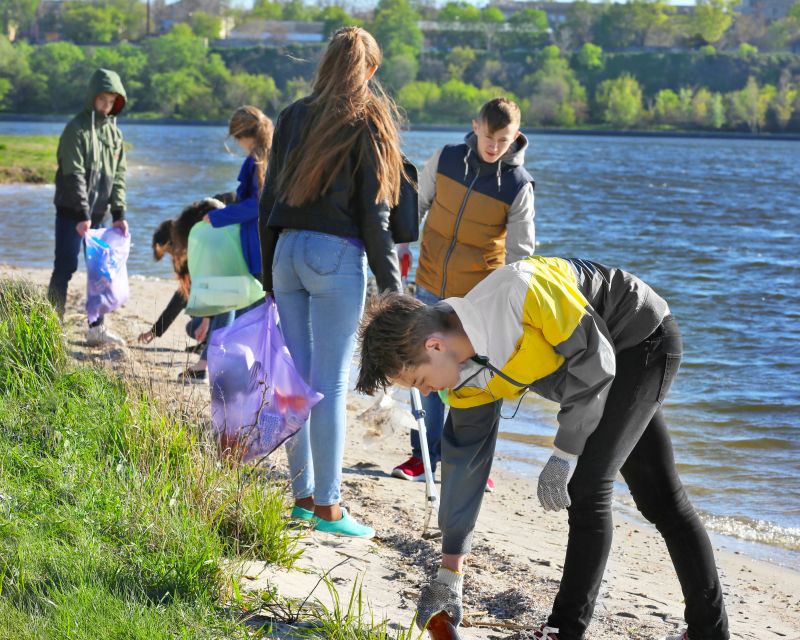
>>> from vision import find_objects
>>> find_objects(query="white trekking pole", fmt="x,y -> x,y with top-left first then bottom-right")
409,387 -> 440,536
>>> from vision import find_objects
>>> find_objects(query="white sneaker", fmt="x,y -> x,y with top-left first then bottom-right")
86,324 -> 126,346
663,631 -> 688,640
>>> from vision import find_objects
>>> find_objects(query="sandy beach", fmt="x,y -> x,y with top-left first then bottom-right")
3,263 -> 798,640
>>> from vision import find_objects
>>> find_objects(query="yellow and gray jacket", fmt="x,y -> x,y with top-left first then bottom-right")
415,132 -> 535,299
444,256 -> 670,456
54,68 -> 127,222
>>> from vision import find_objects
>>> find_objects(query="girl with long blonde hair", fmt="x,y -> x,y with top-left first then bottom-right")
259,27 -> 404,538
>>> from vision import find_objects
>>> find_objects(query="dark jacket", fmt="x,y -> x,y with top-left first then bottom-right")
208,155 -> 261,276
258,96 -> 401,293
54,68 -> 127,222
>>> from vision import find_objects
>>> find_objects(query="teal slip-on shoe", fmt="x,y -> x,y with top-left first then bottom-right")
312,508 -> 375,539
290,505 -> 315,521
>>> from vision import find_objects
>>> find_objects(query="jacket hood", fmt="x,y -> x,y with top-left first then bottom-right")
86,68 -> 127,116
464,131 -> 528,169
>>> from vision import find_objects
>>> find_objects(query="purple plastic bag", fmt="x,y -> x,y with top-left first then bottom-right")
84,228 -> 131,324
207,297 -> 323,462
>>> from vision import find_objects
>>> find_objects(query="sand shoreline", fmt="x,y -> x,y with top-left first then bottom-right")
3,263 -> 798,640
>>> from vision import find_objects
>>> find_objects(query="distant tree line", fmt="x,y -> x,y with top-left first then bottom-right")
1,0 -> 799,132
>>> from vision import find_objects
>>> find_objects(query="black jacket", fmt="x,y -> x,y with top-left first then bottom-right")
258,96 -> 401,293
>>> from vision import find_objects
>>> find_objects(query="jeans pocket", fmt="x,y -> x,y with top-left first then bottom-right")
657,353 -> 681,404
303,234 -> 348,275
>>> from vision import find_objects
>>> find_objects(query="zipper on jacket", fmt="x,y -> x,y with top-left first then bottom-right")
440,171 -> 479,298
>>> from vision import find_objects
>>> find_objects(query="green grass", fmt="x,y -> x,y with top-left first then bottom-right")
0,279 -> 301,637
0,279 -> 427,639
0,135 -> 58,184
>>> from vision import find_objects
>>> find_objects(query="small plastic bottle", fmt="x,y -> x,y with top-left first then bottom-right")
426,611 -> 461,639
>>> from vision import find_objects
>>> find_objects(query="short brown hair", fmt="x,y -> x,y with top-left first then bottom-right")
478,97 -> 521,133
356,293 -> 451,395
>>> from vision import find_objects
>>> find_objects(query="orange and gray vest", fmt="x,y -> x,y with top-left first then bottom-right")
416,140 -> 534,299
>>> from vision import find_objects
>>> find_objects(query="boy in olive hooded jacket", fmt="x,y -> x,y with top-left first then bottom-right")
47,68 -> 128,345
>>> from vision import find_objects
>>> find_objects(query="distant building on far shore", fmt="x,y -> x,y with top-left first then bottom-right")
216,20 -> 325,47
737,0 -> 796,21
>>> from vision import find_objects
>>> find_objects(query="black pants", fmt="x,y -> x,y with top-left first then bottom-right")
47,213 -> 105,325
548,316 -> 729,640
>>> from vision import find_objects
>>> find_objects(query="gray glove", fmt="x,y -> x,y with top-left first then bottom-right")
415,569 -> 463,630
537,448 -> 578,512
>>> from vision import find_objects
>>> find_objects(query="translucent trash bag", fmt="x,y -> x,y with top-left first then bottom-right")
84,228 -> 131,324
186,222 -> 264,317
207,297 -> 323,462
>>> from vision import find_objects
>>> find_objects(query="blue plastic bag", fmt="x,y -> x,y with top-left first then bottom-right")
84,228 -> 131,324
207,297 -> 323,462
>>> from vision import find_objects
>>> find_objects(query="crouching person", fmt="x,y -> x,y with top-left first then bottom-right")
356,256 -> 729,640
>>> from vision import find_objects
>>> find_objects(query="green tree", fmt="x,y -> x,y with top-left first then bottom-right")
397,80 -> 441,121
710,92 -> 725,129
438,2 -> 481,23
737,42 -> 758,56
563,0 -> 597,48
369,0 -> 423,58
505,8 -> 549,49
282,76 -> 311,106
764,14 -> 800,51
144,24 -> 207,74
29,41 -> 88,111
317,6 -> 360,38
727,76 -> 773,132
525,46 -> 587,126
688,0 -> 736,44
380,51 -> 419,92
592,0 -> 670,49
481,6 -> 504,23
225,72 -> 280,113
510,8 -> 548,31
61,2 -> 124,44
281,0 -> 313,21
438,78 -> 483,120
653,88 -> 681,124
1,0 -> 39,37
575,42 -> 603,70
446,46 -> 476,82
190,11 -> 222,40
251,0 -> 282,20
0,76 -> 10,108
772,70 -> 798,130
595,74 -> 643,128
106,0 -> 147,41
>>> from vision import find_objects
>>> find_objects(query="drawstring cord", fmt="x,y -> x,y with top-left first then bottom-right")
463,148 -> 471,181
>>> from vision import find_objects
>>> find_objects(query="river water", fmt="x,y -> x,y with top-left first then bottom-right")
1,120 -> 798,565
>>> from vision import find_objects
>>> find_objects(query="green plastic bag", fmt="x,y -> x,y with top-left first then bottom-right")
186,222 -> 264,317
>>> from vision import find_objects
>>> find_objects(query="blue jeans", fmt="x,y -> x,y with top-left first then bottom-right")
410,286 -> 446,468
272,230 -> 367,506
186,312 -> 235,360
48,213 -> 105,324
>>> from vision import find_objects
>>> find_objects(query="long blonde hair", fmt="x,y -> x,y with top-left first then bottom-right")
278,27 -> 405,208
228,105 -> 273,193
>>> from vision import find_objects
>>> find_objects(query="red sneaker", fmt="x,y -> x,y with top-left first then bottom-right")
391,456 -> 426,481
485,477 -> 495,492
533,624 -> 559,639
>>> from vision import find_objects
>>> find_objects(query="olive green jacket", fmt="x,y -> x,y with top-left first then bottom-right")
53,68 -> 127,222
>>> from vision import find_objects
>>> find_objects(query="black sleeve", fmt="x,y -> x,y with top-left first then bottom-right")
356,146 -> 402,294
151,290 -> 187,338
258,111 -> 284,293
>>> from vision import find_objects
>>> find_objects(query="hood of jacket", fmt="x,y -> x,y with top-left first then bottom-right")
464,130 -> 528,170
85,68 -> 127,117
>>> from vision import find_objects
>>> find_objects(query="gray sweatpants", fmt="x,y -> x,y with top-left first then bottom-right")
439,399 -> 503,554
